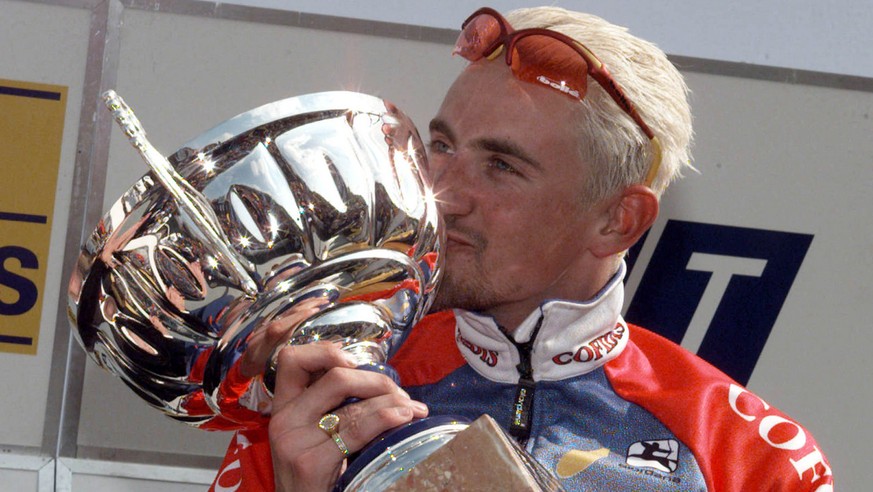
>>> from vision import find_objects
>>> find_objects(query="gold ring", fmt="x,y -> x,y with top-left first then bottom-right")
318,413 -> 349,456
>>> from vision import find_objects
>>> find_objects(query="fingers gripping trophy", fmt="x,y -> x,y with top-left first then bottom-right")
67,90 -> 464,487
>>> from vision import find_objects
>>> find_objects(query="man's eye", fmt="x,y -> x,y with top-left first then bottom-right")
489,158 -> 518,174
428,140 -> 453,155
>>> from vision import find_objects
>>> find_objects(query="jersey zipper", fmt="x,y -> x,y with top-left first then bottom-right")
508,315 -> 544,445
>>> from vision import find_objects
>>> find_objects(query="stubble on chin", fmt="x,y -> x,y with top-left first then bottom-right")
429,220 -> 494,314
427,259 -> 491,314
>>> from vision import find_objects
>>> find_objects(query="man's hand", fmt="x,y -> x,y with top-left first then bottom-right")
268,342 -> 429,492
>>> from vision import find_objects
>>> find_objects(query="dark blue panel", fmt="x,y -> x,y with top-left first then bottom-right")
626,220 -> 813,385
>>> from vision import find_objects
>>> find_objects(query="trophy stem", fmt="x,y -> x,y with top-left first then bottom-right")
341,340 -> 389,367
101,90 -> 259,297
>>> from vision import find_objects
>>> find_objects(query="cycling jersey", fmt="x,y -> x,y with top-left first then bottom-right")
212,266 -> 833,491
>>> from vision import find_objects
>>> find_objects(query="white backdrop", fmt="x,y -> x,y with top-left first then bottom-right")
226,0 -> 873,79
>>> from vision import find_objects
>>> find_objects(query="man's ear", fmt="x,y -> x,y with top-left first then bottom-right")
591,185 -> 659,258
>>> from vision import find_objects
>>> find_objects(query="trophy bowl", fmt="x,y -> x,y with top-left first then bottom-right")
67,91 -> 443,431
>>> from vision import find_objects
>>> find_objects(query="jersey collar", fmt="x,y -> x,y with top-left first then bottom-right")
453,263 -> 629,384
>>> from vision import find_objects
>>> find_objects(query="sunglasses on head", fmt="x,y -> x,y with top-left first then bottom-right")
454,7 -> 662,187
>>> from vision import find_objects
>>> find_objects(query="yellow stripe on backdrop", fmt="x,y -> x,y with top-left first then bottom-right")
0,78 -> 67,355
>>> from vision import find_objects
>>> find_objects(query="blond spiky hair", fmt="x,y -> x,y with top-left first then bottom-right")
507,7 -> 694,201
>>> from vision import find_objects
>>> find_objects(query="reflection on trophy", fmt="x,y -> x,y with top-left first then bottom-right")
67,91 -> 560,490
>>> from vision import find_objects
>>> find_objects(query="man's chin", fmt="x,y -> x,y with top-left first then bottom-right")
428,277 -> 455,314
427,275 -> 488,315
427,290 -> 453,314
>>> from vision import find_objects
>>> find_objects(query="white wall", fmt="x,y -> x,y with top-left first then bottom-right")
226,0 -> 873,79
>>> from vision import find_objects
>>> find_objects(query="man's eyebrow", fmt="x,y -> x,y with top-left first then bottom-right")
474,138 -> 542,171
428,118 -> 455,142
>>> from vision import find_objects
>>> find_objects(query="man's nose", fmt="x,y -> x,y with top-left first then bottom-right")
430,155 -> 474,218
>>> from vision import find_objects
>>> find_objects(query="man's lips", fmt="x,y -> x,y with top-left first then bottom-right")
445,231 -> 474,248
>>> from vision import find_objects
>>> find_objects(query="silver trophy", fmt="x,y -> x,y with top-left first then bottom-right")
68,91 -> 442,431
68,91 -> 561,490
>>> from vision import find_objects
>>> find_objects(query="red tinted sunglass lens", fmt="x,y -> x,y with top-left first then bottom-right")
454,13 -> 503,61
511,34 -> 589,100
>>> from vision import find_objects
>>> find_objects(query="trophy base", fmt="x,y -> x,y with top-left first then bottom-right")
336,415 -> 471,491
388,414 -> 556,491
338,414 -> 564,491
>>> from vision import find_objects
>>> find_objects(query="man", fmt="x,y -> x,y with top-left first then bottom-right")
212,6 -> 833,491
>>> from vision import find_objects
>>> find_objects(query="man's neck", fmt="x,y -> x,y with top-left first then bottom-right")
485,261 -> 622,335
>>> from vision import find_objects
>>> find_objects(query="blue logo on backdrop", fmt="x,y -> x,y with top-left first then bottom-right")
625,220 -> 813,385
0,245 -> 39,317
